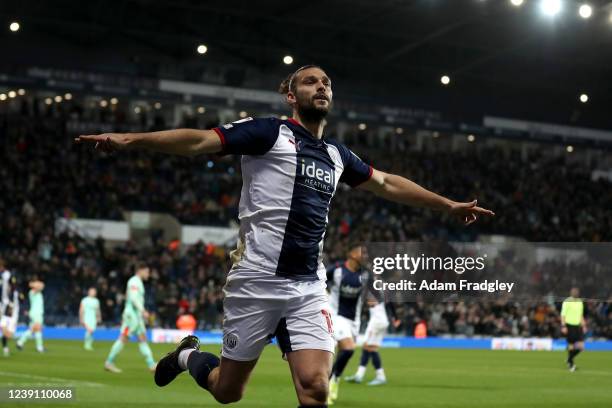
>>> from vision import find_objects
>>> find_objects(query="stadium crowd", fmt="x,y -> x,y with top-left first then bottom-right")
1,97 -> 611,338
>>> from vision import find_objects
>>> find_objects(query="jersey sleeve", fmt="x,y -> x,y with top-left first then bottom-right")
385,302 -> 398,321
213,117 -> 279,155
331,142 -> 373,187
326,262 -> 341,282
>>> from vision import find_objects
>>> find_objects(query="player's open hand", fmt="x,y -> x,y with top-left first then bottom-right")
448,200 -> 495,226
74,133 -> 129,153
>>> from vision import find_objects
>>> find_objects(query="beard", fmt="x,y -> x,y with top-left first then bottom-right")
295,94 -> 330,123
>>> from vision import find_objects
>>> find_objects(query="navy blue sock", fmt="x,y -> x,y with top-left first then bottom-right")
1,336 -> 6,347
331,349 -> 354,378
187,350 -> 220,390
360,350 -> 371,366
371,351 -> 382,370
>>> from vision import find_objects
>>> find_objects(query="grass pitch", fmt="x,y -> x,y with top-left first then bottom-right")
1,340 -> 611,407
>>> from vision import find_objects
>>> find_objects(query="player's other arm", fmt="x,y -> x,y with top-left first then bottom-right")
560,301 -> 568,334
128,286 -> 149,319
326,262 -> 340,283
74,128 -> 223,157
129,289 -> 145,313
79,302 -> 84,325
358,169 -> 495,225
385,302 -> 401,328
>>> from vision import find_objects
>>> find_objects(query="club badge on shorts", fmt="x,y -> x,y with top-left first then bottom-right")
223,333 -> 238,350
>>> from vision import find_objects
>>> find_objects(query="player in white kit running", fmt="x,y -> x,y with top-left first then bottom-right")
346,296 -> 400,386
76,65 -> 494,407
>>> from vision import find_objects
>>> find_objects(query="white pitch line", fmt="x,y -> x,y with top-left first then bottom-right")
0,371 -> 105,387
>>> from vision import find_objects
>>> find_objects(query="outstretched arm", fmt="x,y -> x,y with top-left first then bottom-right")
74,129 -> 223,157
358,168 -> 495,225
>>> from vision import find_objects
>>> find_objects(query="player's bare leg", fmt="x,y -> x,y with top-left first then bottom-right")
1,327 -> 13,356
156,335 -> 257,404
205,357 -> 257,403
287,349 -> 332,406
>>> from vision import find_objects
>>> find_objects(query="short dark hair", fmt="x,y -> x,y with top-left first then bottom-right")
135,262 -> 149,271
348,241 -> 362,251
278,64 -> 323,95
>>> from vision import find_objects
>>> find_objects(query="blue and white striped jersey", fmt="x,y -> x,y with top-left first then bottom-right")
213,117 -> 372,281
1,269 -> 13,306
1,269 -> 19,317
326,262 -> 367,322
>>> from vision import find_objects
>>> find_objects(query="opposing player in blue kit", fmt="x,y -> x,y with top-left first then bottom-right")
76,65 -> 494,407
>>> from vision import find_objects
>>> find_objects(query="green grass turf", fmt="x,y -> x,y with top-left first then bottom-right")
0,340 -> 611,407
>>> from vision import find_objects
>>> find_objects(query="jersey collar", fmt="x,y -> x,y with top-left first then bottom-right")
286,118 -> 325,142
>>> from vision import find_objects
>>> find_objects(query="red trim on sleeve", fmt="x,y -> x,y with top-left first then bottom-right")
367,165 -> 373,179
213,127 -> 226,148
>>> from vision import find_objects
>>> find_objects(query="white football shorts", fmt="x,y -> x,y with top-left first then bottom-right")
221,274 -> 335,361
363,318 -> 389,347
332,315 -> 359,342
0,315 -> 17,333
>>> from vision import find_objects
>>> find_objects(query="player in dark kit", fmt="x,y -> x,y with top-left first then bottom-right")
76,65 -> 494,407
326,245 -> 366,404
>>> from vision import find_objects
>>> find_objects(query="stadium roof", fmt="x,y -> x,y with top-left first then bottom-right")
2,0 -> 612,127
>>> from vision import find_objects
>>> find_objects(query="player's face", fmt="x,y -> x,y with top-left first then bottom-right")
88,288 -> 97,297
570,287 -> 579,297
289,67 -> 333,121
138,267 -> 150,281
348,246 -> 363,266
